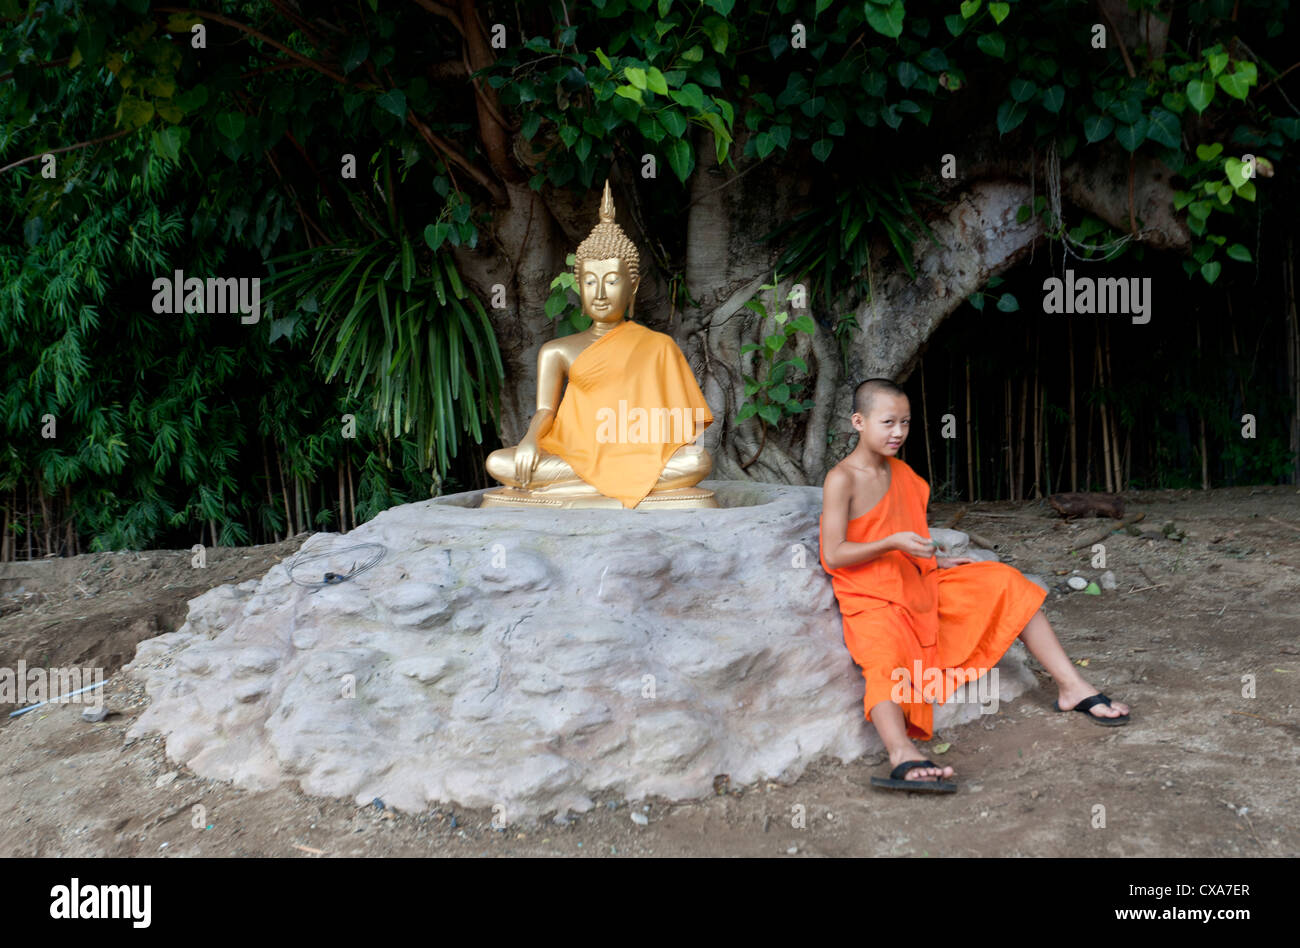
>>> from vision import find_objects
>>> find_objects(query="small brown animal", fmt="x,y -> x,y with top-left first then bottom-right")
1048,492 -> 1125,520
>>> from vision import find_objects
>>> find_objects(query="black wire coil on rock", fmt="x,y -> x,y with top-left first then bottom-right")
286,542 -> 387,588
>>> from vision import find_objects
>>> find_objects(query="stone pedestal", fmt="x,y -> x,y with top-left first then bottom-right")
479,485 -> 718,509
125,480 -> 1037,823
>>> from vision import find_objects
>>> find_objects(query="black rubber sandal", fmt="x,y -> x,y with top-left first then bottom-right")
869,759 -> 958,793
1054,691 -> 1131,726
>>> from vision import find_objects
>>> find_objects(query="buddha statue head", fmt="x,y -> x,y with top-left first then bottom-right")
573,180 -> 640,324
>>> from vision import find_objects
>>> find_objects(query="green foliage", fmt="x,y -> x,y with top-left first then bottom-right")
737,279 -> 817,432
2,0 -> 1298,555
545,253 -> 594,336
966,275 -> 1019,313
1,0 -> 491,551
264,167 -> 503,478
764,172 -> 941,310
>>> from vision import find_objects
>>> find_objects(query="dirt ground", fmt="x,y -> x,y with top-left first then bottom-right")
1,485 -> 1297,858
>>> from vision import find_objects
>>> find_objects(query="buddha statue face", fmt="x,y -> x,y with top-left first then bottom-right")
580,257 -> 637,324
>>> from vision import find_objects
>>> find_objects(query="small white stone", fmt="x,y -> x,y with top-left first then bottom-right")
630,812 -> 648,826
155,772 -> 178,788
1067,576 -> 1089,591
786,846 -> 798,855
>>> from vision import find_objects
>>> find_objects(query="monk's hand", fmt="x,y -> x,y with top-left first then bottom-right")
891,532 -> 936,558
515,438 -> 540,487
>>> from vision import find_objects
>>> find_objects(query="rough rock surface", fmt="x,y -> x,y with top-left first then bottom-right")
125,481 -> 1037,822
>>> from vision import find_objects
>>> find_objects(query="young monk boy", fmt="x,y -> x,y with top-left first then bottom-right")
819,378 -> 1130,792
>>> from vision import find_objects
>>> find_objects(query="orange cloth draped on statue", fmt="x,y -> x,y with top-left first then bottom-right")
537,319 -> 713,509
818,457 -> 1046,739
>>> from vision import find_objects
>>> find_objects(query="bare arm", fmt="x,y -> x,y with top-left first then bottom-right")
521,344 -> 567,442
514,343 -> 568,486
821,467 -> 937,568
821,468 -> 899,569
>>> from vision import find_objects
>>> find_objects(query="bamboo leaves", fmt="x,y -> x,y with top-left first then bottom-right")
263,232 -> 502,481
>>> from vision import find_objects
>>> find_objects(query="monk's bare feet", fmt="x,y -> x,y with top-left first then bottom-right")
887,746 -> 954,782
1056,683 -> 1130,720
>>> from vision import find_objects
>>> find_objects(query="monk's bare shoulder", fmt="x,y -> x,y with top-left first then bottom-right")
821,463 -> 853,512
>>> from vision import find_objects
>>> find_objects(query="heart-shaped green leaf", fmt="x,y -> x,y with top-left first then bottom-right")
865,0 -> 905,38
1224,156 -> 1252,188
1217,70 -> 1250,100
1145,108 -> 1181,148
665,137 -> 694,182
977,32 -> 1006,59
1115,117 -> 1148,152
1161,91 -> 1186,114
376,88 -> 406,119
214,111 -> 244,139
1109,97 -> 1143,125
646,66 -> 669,95
1009,77 -> 1037,103
1186,79 -> 1214,113
1082,113 -> 1115,143
997,99 -> 1028,134
424,222 -> 450,251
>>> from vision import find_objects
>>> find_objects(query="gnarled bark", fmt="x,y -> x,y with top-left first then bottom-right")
454,126 -> 1187,486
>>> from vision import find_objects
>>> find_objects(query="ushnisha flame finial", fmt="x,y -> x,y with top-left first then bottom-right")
599,178 -> 616,223
574,178 -> 640,284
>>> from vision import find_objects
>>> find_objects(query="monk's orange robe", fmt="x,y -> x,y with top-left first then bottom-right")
819,457 -> 1046,739
537,319 -> 713,509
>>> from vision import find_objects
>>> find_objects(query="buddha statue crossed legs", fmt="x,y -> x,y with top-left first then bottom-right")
482,181 -> 716,510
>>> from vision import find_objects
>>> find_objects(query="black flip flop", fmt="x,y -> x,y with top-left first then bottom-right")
870,759 -> 958,793
1055,691 -> 1131,726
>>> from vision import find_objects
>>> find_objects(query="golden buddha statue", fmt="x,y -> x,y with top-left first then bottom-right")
481,180 -> 717,510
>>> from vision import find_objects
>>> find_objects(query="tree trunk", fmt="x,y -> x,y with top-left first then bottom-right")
1196,319 -> 1209,490
448,126 -> 1186,488
1017,374 -> 1029,501
347,457 -> 357,529
1068,320 -> 1078,492
1097,330 -> 1114,494
1287,237 -> 1300,485
338,461 -> 347,533
920,356 -> 934,487
262,440 -> 279,543
965,357 -> 974,501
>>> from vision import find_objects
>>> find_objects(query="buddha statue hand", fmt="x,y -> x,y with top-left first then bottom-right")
514,435 -> 540,487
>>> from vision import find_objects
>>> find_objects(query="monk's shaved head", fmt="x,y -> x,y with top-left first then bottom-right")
853,378 -> 907,417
